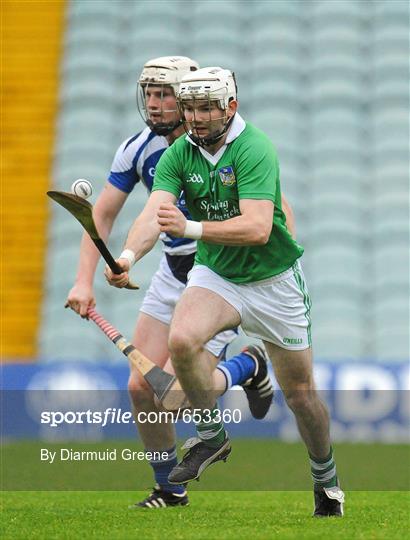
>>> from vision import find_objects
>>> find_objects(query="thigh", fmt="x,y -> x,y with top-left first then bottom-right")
171,286 -> 241,345
132,312 -> 170,368
132,255 -> 184,372
139,255 -> 185,326
264,341 -> 315,394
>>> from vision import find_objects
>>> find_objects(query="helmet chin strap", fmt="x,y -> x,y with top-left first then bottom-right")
190,114 -> 235,148
146,118 -> 183,137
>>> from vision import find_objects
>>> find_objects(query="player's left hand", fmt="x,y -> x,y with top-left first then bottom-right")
157,202 -> 186,237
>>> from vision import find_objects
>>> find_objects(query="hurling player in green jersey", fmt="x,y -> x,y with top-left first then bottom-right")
105,67 -> 344,517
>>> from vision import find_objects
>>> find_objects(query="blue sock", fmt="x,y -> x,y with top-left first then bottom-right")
216,351 -> 256,390
148,445 -> 185,493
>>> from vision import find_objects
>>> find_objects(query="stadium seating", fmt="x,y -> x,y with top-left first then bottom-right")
67,0 -> 124,20
128,28 -> 184,65
374,0 -> 409,20
132,0 -> 186,21
60,76 -> 122,107
2,0 -> 65,358
38,0 -> 409,363
373,312 -> 409,360
62,47 -> 122,79
312,295 -> 366,359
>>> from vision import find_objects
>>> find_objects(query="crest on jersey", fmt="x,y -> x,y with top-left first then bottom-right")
218,166 -> 236,186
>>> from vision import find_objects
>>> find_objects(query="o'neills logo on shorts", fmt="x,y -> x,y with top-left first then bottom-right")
283,337 -> 303,345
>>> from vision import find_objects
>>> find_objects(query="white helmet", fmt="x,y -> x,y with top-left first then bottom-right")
177,67 -> 237,146
137,56 -> 199,136
178,67 -> 237,109
139,56 -> 200,93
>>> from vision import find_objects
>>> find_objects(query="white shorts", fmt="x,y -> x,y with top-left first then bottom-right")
140,255 -> 237,357
186,260 -> 312,351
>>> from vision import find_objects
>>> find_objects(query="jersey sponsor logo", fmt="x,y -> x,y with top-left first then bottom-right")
195,197 -> 240,221
218,165 -> 236,186
186,173 -> 204,184
283,337 -> 303,345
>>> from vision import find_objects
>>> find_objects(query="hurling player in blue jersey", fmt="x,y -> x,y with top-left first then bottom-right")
66,56 -> 296,508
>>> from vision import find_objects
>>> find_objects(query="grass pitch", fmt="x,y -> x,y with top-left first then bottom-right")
2,440 -> 409,539
2,491 -> 409,539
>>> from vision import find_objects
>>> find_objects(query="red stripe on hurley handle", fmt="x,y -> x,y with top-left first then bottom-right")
87,307 -> 120,341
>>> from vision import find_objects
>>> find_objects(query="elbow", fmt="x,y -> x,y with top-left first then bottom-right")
93,204 -> 115,228
252,227 -> 271,245
258,222 -> 273,245
258,233 -> 270,245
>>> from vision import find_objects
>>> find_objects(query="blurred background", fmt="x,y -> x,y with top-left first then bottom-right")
2,0 -> 409,444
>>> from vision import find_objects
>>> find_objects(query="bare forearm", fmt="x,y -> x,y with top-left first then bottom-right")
124,214 -> 161,261
74,215 -> 116,285
201,215 -> 271,246
74,233 -> 102,285
123,190 -> 176,262
74,184 -> 126,286
157,198 -> 274,247
201,200 -> 273,245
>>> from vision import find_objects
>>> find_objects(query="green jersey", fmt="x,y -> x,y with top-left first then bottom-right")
153,114 -> 304,283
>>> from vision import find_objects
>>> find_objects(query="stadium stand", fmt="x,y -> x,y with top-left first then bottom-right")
35,0 -> 408,363
2,1 -> 65,358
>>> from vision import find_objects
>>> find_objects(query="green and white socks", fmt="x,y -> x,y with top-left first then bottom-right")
195,405 -> 226,448
310,446 -> 338,488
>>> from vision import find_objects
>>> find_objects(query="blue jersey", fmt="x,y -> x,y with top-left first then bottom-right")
109,127 -> 196,259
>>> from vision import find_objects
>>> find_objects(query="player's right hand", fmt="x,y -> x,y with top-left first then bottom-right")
104,259 -> 130,288
65,283 -> 96,319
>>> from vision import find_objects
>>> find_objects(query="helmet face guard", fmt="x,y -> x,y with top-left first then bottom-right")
137,82 -> 181,137
177,67 -> 237,147
177,91 -> 234,147
136,56 -> 199,136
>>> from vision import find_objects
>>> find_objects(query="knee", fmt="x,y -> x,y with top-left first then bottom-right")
168,330 -> 201,367
284,386 -> 316,414
128,371 -> 155,411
